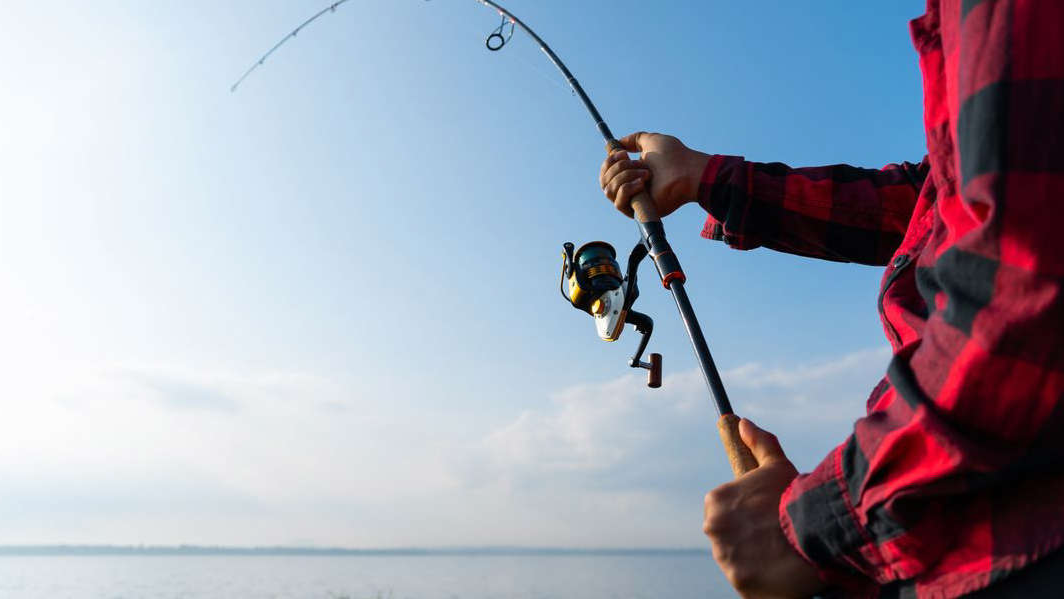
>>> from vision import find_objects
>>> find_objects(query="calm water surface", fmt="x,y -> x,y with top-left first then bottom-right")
0,554 -> 737,598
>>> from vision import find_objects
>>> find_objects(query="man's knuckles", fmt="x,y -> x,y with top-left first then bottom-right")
703,487 -> 741,536
703,512 -> 733,536
704,484 -> 738,509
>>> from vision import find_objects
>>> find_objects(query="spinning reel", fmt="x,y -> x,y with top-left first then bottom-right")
560,240 -> 662,388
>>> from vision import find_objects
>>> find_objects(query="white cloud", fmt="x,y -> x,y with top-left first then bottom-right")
457,346 -> 891,494
0,346 -> 891,547
427,346 -> 891,547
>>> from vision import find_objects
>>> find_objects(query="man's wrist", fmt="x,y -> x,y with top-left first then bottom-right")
682,150 -> 713,205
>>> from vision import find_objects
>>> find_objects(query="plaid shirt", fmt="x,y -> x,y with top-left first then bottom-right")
696,1 -> 1064,596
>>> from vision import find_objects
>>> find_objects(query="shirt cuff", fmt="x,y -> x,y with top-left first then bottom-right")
778,446 -> 884,597
696,154 -> 761,250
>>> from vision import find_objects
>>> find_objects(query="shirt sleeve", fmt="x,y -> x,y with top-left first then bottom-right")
778,1 -> 1064,591
697,154 -> 927,266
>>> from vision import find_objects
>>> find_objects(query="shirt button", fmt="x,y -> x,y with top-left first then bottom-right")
893,254 -> 909,267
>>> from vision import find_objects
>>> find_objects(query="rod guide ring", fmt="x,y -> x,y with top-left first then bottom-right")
486,32 -> 506,51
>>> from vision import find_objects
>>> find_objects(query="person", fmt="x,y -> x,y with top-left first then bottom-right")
598,1 -> 1064,597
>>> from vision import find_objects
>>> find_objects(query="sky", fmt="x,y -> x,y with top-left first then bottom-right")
0,0 -> 926,548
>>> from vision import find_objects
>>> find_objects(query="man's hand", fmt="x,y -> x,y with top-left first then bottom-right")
703,419 -> 826,599
599,132 -> 710,218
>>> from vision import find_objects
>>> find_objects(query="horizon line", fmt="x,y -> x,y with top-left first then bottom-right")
0,545 -> 707,557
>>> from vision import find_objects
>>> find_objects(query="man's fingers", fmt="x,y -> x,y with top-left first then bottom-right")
599,151 -> 630,187
738,418 -> 786,466
605,168 -> 647,201
600,158 -> 647,190
613,178 -> 645,219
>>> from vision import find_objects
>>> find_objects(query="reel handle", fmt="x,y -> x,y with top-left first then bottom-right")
606,139 -> 660,224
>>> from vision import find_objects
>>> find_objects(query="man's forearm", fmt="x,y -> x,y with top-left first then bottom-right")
698,155 -> 927,265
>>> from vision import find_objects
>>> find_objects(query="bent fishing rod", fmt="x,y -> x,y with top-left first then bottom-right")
232,0 -> 758,478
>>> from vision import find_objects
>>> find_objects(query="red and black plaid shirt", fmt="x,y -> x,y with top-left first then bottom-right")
696,1 -> 1064,596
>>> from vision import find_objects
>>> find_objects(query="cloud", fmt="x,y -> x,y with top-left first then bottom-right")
120,369 -> 240,412
457,346 -> 892,495
41,364 -> 356,414
725,346 -> 891,423
0,347 -> 893,547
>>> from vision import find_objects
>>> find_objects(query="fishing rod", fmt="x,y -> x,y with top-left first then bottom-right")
232,1 -> 757,478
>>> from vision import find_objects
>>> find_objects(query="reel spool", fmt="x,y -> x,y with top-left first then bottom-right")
560,240 -> 662,388
563,241 -> 622,310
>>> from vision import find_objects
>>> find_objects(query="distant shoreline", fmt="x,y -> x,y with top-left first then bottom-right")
0,545 -> 706,557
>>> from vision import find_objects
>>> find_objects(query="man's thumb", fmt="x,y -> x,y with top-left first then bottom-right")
738,418 -> 786,465
616,131 -> 647,153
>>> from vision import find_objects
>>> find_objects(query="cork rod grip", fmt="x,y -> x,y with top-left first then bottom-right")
717,414 -> 758,477
628,188 -> 660,224
607,139 -> 660,224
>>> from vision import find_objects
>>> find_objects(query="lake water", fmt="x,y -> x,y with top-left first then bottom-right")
0,553 -> 737,598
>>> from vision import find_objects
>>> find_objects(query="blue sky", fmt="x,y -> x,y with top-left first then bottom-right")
0,0 -> 925,547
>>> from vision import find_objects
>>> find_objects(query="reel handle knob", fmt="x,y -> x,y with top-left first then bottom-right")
647,353 -> 662,388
